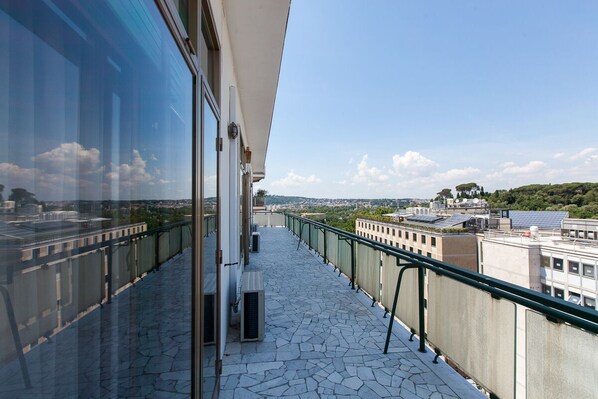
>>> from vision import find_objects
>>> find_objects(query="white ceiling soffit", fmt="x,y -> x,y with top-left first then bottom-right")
224,0 -> 290,182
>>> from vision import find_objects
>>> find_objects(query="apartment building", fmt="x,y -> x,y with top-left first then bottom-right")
355,215 -> 478,272
481,232 -> 597,309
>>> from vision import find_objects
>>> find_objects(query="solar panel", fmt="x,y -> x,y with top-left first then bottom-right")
509,211 -> 568,229
434,214 -> 472,228
405,215 -> 443,223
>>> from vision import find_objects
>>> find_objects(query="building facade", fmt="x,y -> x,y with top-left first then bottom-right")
480,232 -> 597,310
355,217 -> 478,272
0,1 -> 290,397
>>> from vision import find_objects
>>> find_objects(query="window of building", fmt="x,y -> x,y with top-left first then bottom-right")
567,292 -> 581,305
405,232 -> 409,240
392,229 -> 395,236
421,235 -> 426,244
541,255 -> 550,268
402,245 -> 406,250
554,288 -> 565,299
553,258 -> 564,271
568,261 -> 579,274
583,296 -> 596,310
384,239 -> 387,244
417,250 -> 422,255
63,243 -> 69,251
431,237 -> 436,247
413,233 -> 417,242
426,252 -> 432,258
390,241 -> 393,246
386,227 -> 389,234
398,230 -> 402,238
583,264 -> 595,278
377,226 -> 379,232
48,246 -> 55,255
409,247 -> 413,252
541,284 -> 551,295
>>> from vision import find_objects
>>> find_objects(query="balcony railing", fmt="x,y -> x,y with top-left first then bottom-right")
0,217 -> 220,388
286,213 -> 598,399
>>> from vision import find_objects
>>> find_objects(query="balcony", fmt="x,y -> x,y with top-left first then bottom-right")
1,215 -> 596,398
0,223 -> 194,398
220,227 -> 481,398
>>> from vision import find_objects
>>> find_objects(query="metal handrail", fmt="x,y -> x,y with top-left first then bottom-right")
286,213 -> 598,334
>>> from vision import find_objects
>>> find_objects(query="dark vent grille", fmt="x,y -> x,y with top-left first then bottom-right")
204,294 -> 214,344
243,292 -> 259,339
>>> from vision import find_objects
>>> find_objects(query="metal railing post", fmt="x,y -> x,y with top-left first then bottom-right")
350,240 -> 355,290
417,265 -> 426,353
384,263 -> 417,353
0,286 -> 31,388
107,242 -> 113,303
155,232 -> 160,271
323,230 -> 328,264
308,223 -> 312,250
297,221 -> 304,251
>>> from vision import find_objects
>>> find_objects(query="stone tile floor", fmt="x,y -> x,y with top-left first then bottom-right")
0,251 -> 193,399
220,228 -> 483,398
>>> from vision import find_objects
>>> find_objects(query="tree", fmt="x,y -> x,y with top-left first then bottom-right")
9,188 -> 39,207
255,189 -> 268,198
455,182 -> 480,199
436,188 -> 453,201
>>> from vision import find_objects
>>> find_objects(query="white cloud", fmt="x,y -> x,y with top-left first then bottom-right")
392,151 -> 438,176
434,167 -> 481,181
553,152 -> 565,159
570,147 -> 596,160
272,170 -> 321,187
353,155 -> 389,183
33,142 -> 102,175
502,160 -> 547,175
159,179 -> 175,184
105,149 -> 152,188
150,154 -> 158,161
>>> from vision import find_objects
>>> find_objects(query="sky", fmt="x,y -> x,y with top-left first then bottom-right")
256,0 -> 598,199
0,2 -> 193,201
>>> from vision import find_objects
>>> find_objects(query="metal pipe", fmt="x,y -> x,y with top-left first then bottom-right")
384,264 -> 418,353
0,286 -> 31,388
418,265 -> 426,353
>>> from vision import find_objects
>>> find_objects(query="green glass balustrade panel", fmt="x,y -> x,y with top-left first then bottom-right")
158,231 -> 171,264
326,231 -> 339,267
526,309 -> 598,399
337,238 -> 352,277
111,244 -> 133,294
356,243 -> 381,302
427,273 -> 516,399
139,235 -> 157,274
380,253 -> 420,334
169,226 -> 182,257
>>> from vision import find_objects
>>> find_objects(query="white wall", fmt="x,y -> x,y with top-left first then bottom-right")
211,0 -> 248,356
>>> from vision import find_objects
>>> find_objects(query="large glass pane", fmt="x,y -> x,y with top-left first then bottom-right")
202,97 -> 219,397
0,1 -> 193,397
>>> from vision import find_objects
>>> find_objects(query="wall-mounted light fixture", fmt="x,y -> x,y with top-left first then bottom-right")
245,147 -> 252,164
228,122 -> 239,139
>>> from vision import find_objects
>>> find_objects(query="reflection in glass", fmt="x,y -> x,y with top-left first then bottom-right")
0,1 -> 193,397
202,97 -> 219,397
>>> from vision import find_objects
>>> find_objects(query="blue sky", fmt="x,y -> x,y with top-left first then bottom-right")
256,0 -> 598,199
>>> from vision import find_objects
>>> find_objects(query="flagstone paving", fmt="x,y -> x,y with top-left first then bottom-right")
220,227 -> 483,398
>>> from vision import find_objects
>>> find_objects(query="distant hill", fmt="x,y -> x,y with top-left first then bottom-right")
264,195 -> 417,207
485,182 -> 598,219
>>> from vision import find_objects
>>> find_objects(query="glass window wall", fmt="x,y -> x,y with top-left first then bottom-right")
0,1 -> 194,397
